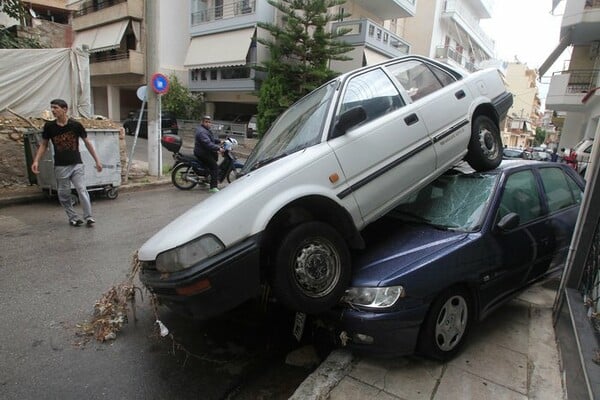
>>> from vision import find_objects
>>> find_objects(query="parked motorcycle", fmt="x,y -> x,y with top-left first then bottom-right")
161,134 -> 244,190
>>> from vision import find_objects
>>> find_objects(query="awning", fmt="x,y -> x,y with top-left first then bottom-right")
73,20 -> 129,53
538,30 -> 572,78
185,28 -> 254,69
363,48 -> 389,66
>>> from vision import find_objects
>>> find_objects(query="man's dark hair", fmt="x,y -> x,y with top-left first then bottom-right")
50,99 -> 68,109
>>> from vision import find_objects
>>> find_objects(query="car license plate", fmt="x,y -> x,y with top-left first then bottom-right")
293,312 -> 306,342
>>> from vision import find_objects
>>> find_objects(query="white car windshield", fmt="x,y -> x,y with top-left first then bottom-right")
242,81 -> 338,172
390,171 -> 499,231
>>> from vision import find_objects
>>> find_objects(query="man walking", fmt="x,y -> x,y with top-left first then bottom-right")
194,115 -> 222,193
31,99 -> 103,226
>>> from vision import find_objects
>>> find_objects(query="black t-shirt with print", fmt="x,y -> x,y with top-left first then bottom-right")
42,119 -> 87,166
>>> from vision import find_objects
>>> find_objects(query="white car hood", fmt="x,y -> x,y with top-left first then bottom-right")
137,146 -> 346,260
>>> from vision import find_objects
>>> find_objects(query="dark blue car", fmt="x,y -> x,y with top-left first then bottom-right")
329,160 -> 584,360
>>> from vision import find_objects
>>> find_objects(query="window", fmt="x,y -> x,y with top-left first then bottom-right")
201,70 -> 207,81
191,69 -> 199,81
387,60 -> 447,101
210,70 -> 218,80
215,0 -> 223,19
221,67 -> 250,79
497,171 -> 542,224
539,167 -> 582,212
338,69 -> 403,127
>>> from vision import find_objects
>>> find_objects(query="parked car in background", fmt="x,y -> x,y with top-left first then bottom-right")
138,55 -> 512,320
218,113 -> 253,136
523,147 -> 551,161
247,114 -> 257,138
573,137 -> 594,176
502,147 -> 524,159
328,160 -> 584,360
122,110 -> 179,138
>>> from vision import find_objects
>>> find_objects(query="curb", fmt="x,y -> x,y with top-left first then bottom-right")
0,178 -> 172,208
289,349 -> 355,400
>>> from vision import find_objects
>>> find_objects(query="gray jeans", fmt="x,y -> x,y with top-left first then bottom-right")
55,164 -> 92,221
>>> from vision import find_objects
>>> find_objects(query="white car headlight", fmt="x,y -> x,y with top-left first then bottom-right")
156,235 -> 224,273
343,286 -> 405,308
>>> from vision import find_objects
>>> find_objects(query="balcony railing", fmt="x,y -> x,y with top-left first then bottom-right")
191,0 -> 256,26
442,0 -> 494,54
331,19 -> 410,57
90,49 -> 129,64
75,0 -> 127,17
435,46 -> 478,72
560,69 -> 600,93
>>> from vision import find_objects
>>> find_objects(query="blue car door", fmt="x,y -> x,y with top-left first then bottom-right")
479,169 -> 553,314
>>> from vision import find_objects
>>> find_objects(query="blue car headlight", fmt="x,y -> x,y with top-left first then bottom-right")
155,234 -> 224,273
343,286 -> 405,308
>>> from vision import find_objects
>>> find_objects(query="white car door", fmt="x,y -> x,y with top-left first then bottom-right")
385,60 -> 473,172
328,67 -> 436,227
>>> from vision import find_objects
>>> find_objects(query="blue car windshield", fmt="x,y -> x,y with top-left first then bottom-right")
391,171 -> 499,231
241,81 -> 338,172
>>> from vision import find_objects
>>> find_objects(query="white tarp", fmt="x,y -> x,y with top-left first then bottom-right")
0,48 -> 92,118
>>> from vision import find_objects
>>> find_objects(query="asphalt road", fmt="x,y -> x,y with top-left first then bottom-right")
0,185 -> 314,399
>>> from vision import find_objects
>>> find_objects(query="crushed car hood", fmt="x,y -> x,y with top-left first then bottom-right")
351,218 -> 469,287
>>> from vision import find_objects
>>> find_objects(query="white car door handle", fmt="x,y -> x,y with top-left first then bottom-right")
404,113 -> 419,126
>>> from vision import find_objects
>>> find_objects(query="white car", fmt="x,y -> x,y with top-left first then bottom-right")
138,55 -> 513,319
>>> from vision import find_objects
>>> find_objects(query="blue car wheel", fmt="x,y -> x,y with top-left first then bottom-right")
418,286 -> 473,361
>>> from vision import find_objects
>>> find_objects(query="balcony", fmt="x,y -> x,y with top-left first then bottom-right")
191,0 -> 256,26
546,69 -> 600,111
435,46 -> 478,72
561,0 -> 600,43
331,19 -> 410,58
89,49 -> 144,76
72,0 -> 143,31
442,0 -> 495,57
351,0 -> 416,19
464,0 -> 493,18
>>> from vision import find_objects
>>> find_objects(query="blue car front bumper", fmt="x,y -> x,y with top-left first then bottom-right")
330,303 -> 430,357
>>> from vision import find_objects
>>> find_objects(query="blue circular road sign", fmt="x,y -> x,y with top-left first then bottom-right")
151,73 -> 169,94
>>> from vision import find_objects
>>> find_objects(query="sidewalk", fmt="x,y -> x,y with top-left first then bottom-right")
291,280 -> 565,400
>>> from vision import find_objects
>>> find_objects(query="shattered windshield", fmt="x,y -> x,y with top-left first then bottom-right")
390,171 -> 499,231
241,81 -> 338,172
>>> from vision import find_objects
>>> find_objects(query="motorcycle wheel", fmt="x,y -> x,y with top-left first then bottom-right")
172,164 -> 198,190
226,166 -> 242,183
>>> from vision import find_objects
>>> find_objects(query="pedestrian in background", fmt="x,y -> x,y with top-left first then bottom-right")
194,115 -> 222,193
31,99 -> 103,226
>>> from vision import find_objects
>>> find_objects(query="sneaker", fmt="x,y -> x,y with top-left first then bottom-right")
86,217 -> 96,226
208,187 -> 219,193
70,219 -> 84,227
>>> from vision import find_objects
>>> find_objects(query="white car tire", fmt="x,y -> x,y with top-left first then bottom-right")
271,221 -> 351,314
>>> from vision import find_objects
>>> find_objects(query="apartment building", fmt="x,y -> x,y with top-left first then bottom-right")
543,0 -> 600,152
501,62 -> 542,148
0,0 -> 71,48
69,0 -> 190,121
185,0 -> 415,119
541,1 -> 600,398
399,0 -> 495,73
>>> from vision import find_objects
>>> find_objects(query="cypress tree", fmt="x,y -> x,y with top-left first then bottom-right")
255,0 -> 353,135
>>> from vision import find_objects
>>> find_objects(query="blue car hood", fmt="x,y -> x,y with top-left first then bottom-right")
352,220 -> 469,286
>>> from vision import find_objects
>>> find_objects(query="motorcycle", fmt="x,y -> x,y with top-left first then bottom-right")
161,134 -> 244,190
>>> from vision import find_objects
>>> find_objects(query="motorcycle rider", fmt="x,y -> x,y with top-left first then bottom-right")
194,115 -> 223,193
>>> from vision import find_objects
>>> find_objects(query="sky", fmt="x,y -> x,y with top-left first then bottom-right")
480,0 -> 569,107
